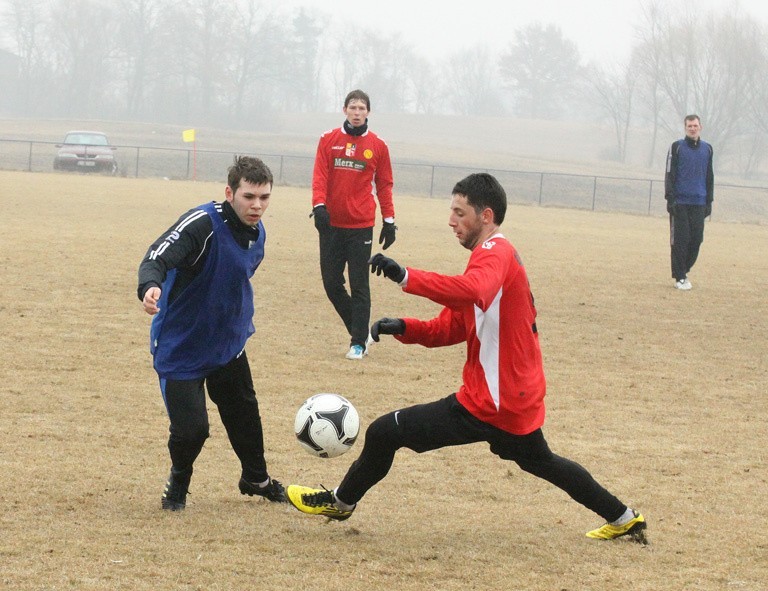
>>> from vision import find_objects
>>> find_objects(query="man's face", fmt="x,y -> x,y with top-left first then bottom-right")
225,180 -> 271,227
685,118 -> 702,141
449,194 -> 487,250
343,99 -> 369,127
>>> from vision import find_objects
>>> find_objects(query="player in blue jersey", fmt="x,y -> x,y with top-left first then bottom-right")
665,114 -> 714,290
138,156 -> 287,511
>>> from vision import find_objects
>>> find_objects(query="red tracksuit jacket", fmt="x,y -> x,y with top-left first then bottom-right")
312,127 -> 394,228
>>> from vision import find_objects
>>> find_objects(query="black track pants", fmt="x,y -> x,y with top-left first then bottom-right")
318,226 -> 373,348
160,350 -> 269,483
670,204 -> 707,280
336,394 -> 626,522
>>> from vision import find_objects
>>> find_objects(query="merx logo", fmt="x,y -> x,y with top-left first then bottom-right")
334,157 -> 366,171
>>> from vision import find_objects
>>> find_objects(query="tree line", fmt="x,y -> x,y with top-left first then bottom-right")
2,0 -> 768,177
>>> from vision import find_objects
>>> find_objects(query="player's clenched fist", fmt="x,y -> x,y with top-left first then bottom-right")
142,286 -> 162,315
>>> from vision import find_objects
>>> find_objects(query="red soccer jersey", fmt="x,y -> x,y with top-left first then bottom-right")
397,235 -> 546,435
312,127 -> 394,228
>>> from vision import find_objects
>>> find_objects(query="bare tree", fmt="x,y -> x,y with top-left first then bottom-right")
223,0 -> 288,121
633,1 -> 669,167
445,45 -> 504,116
162,0 -> 233,122
407,55 -> 445,114
47,0 -> 119,117
326,29 -> 416,113
499,23 -> 582,119
633,3 -> 765,174
586,60 -> 636,162
116,0 -> 166,119
3,0 -> 48,115
286,8 -> 323,112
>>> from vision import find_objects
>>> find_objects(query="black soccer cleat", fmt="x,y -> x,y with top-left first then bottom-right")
161,470 -> 191,511
239,477 -> 288,503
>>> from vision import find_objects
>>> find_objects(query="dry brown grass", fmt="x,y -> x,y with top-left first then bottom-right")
1,170 -> 766,591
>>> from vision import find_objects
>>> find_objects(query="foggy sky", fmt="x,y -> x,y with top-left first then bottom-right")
281,0 -> 768,64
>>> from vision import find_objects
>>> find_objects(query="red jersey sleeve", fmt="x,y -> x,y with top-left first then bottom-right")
396,307 -> 467,348
374,139 -> 394,219
311,131 -> 333,207
404,238 -> 515,310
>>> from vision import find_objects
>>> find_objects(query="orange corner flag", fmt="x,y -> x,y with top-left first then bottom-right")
182,129 -> 196,143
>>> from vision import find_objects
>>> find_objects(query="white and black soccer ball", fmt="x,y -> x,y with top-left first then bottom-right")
294,393 -> 360,458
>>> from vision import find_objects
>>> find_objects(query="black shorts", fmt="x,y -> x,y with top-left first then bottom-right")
391,393 -> 553,463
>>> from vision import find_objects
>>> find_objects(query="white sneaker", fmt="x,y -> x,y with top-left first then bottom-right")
674,278 -> 692,290
345,344 -> 367,360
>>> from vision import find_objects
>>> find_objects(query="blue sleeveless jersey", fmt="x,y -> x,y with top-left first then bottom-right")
674,139 -> 712,206
150,202 -> 265,379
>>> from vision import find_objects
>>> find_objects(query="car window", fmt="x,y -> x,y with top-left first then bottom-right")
64,133 -> 109,146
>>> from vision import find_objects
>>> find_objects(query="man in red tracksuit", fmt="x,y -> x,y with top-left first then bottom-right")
311,89 -> 395,360
288,173 -> 647,543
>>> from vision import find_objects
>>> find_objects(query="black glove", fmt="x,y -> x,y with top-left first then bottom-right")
311,205 -> 331,233
378,221 -> 397,250
369,253 -> 406,283
666,200 -> 676,214
371,317 -> 405,342
705,203 -> 712,218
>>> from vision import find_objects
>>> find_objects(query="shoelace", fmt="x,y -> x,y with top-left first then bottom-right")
303,486 -> 335,507
265,480 -> 285,497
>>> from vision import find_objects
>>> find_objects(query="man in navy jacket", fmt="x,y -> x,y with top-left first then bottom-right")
665,114 -> 714,290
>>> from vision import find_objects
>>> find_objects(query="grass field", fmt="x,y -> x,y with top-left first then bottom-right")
1,170 -> 766,590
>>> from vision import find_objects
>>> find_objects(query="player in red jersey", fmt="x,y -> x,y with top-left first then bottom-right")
288,173 -> 647,543
311,89 -> 395,360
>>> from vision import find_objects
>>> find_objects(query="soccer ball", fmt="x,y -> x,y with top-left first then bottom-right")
294,393 -> 360,458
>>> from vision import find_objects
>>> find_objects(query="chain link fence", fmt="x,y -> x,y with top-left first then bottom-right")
2,138 -> 766,223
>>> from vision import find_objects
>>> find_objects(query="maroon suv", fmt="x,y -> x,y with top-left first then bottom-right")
53,131 -> 118,174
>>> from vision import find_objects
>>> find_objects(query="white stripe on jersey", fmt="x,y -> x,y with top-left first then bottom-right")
149,209 -> 209,260
475,287 -> 503,410
176,209 -> 208,232
191,232 -> 213,266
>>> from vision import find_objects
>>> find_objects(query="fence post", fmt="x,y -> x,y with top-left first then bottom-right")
135,147 -> 140,178
648,180 -> 653,215
538,173 -> 544,205
186,150 -> 191,179
28,142 -> 33,172
429,166 -> 435,197
592,176 -> 597,210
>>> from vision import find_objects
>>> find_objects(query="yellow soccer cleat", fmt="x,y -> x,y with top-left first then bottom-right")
586,511 -> 648,544
286,485 -> 354,521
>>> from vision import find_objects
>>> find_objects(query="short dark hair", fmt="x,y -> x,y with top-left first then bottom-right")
685,114 -> 701,124
228,155 -> 273,191
452,173 -> 507,225
344,89 -> 371,110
